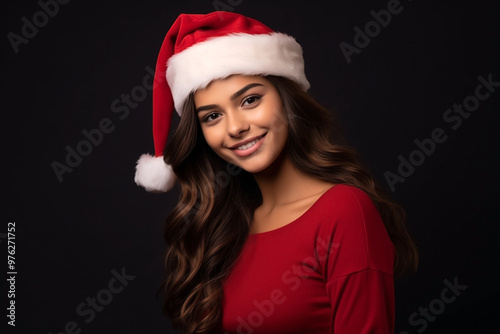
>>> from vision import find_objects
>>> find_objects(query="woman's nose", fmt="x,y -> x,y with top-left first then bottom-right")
226,111 -> 249,138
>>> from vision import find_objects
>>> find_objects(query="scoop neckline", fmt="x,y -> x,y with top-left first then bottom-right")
248,184 -> 338,237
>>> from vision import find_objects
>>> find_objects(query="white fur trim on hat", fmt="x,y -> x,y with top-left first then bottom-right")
166,32 -> 310,115
134,154 -> 176,192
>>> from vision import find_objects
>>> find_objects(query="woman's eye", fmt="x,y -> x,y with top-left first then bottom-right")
203,112 -> 220,122
242,95 -> 261,106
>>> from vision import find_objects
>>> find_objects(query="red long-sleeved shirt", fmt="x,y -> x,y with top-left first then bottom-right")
221,184 -> 395,333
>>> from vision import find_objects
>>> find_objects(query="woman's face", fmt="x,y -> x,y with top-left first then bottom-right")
194,75 -> 288,174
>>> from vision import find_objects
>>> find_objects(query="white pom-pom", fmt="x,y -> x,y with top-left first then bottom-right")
134,154 -> 176,192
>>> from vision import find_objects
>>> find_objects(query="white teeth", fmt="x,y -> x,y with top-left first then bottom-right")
237,139 -> 259,150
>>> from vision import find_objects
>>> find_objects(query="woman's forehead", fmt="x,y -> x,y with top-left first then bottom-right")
194,75 -> 270,103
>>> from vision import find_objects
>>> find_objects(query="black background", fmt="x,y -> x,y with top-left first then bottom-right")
3,0 -> 499,333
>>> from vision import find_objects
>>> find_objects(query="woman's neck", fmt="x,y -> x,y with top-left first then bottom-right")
253,152 -> 334,212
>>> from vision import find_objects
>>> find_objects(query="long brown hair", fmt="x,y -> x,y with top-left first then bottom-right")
160,75 -> 418,334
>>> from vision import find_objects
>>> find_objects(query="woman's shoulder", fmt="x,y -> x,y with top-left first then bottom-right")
309,183 -> 385,237
312,184 -> 395,279
314,183 -> 375,213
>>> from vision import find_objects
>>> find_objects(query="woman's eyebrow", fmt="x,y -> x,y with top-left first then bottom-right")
196,83 -> 264,113
230,83 -> 263,101
196,104 -> 218,113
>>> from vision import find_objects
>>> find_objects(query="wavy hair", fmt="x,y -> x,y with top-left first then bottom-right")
159,75 -> 418,334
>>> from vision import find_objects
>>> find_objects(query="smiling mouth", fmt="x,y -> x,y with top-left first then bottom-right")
236,138 -> 261,150
229,133 -> 267,150
228,133 -> 268,157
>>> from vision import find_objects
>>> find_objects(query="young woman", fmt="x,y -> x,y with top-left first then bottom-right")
134,11 -> 418,334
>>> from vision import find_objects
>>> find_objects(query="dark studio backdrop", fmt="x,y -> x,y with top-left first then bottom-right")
3,0 -> 499,333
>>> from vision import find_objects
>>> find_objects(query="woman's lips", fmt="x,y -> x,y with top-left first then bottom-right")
230,133 -> 267,157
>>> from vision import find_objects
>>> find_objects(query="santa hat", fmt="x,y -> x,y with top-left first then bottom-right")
134,11 -> 310,192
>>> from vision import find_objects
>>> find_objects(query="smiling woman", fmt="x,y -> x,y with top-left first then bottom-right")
134,11 -> 418,334
194,76 -> 288,173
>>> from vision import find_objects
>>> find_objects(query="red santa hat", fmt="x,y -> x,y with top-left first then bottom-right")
134,11 -> 310,192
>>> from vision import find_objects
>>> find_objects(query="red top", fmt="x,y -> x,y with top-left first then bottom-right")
221,184 -> 395,333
